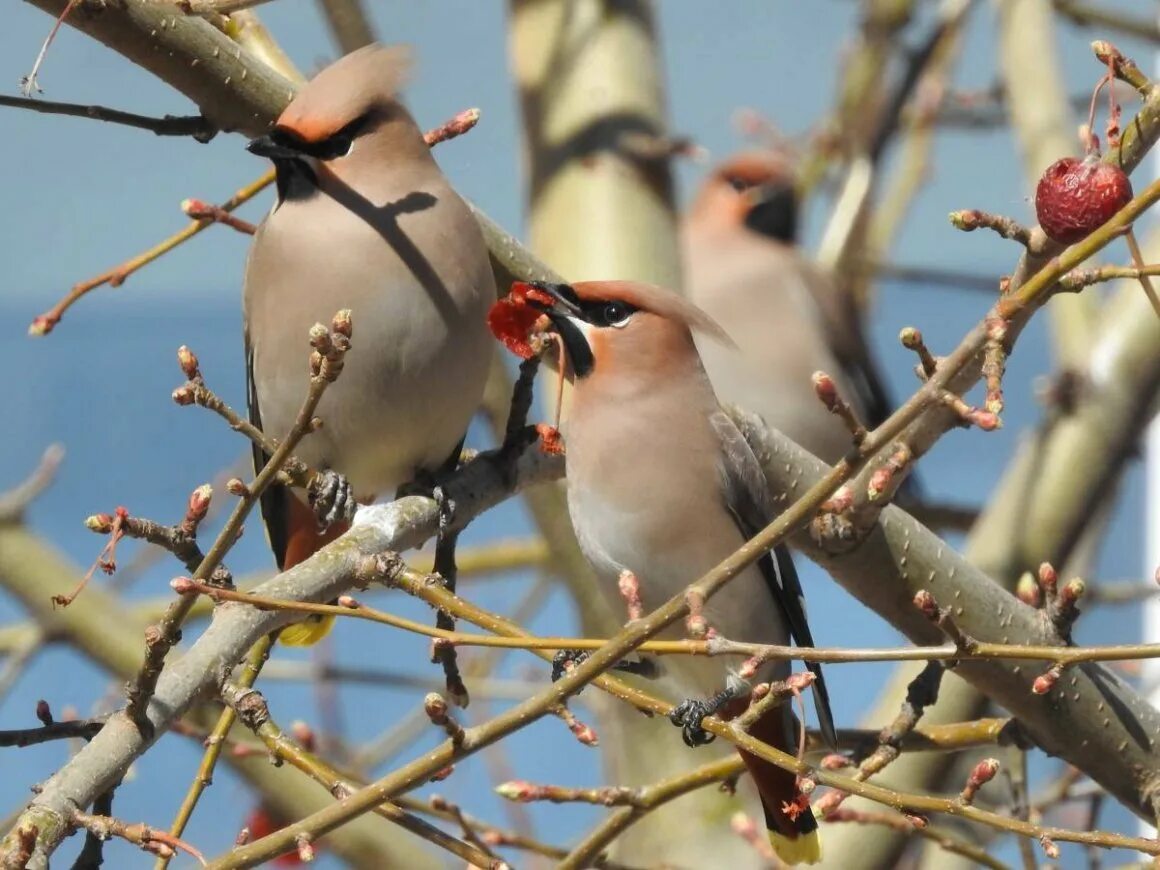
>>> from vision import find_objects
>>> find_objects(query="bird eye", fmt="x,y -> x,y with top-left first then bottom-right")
603,301 -> 632,328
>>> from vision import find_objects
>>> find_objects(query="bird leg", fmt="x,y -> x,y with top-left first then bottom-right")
307,469 -> 356,529
430,488 -> 469,707
669,673 -> 751,747
550,650 -> 659,684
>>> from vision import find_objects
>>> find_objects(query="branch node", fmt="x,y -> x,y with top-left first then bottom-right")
424,693 -> 465,746
913,590 -> 978,656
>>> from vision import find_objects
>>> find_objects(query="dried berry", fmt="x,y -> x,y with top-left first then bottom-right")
1034,156 -> 1132,245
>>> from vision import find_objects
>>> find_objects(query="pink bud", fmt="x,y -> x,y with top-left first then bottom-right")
1032,665 -> 1061,695
1016,572 -> 1041,607
1038,562 -> 1058,594
171,576 -> 196,594
913,589 -> 939,620
186,484 -> 212,525
176,345 -> 200,379
898,326 -> 923,349
332,309 -> 353,338
967,758 -> 1000,788
84,514 -> 114,534
429,765 -> 454,782
28,315 -> 55,337
821,754 -> 852,770
811,371 -> 838,410
495,780 -> 538,802
295,834 -> 314,863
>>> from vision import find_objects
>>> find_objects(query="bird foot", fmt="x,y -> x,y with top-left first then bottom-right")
397,474 -> 458,530
551,650 -> 659,684
308,469 -> 357,529
669,684 -> 742,747
551,649 -> 590,682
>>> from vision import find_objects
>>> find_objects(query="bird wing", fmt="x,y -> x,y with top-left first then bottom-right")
710,408 -> 837,747
245,326 -> 289,571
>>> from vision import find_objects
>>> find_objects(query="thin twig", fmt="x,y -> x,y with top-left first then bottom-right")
221,682 -> 507,869
0,95 -> 214,139
0,717 -> 105,748
168,576 -> 1160,667
72,812 -> 205,866
157,636 -> 274,870
28,107 -> 480,336
125,315 -> 351,730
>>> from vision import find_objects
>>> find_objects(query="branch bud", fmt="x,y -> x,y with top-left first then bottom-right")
495,780 -> 538,802
85,513 -> 114,533
332,309 -> 353,338
959,757 -> 1000,804
171,385 -> 196,406
1015,571 -> 1041,607
176,345 -> 200,380
913,589 -> 939,621
1032,663 -> 1062,695
170,576 -> 196,594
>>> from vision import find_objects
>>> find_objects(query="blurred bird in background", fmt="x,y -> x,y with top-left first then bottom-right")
684,151 -> 904,471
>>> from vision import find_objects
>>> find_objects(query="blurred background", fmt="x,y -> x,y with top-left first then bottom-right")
0,1 -> 1156,867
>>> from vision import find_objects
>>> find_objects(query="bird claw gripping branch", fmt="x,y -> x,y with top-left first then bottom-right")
308,469 -> 356,529
669,685 -> 742,748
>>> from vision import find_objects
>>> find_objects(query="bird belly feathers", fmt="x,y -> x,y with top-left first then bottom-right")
566,467 -> 791,694
244,185 -> 494,498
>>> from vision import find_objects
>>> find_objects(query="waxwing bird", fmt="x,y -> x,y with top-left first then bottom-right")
524,279 -> 836,866
683,151 -> 900,467
243,44 -> 495,645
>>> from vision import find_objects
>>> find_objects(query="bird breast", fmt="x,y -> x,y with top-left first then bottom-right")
244,179 -> 494,498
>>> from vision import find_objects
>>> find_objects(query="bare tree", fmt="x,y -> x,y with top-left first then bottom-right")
2,2 -> 1160,869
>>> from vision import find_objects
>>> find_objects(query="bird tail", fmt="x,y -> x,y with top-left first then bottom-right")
279,614 -> 335,647
740,706 -> 821,866
275,498 -> 349,647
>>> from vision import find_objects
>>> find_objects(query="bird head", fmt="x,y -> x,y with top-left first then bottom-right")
247,44 -> 416,199
520,280 -> 733,385
690,151 -> 799,244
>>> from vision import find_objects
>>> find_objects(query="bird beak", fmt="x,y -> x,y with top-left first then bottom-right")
246,133 -> 305,161
522,282 -> 595,379
524,281 -> 582,321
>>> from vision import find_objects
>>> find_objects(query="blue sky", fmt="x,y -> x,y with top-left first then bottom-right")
0,2 -> 1156,867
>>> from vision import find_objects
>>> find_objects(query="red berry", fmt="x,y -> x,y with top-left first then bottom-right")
486,282 -> 554,359
243,806 -> 306,866
1034,156 -> 1132,245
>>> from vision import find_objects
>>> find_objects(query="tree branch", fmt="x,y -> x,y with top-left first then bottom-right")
0,95 -> 214,139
